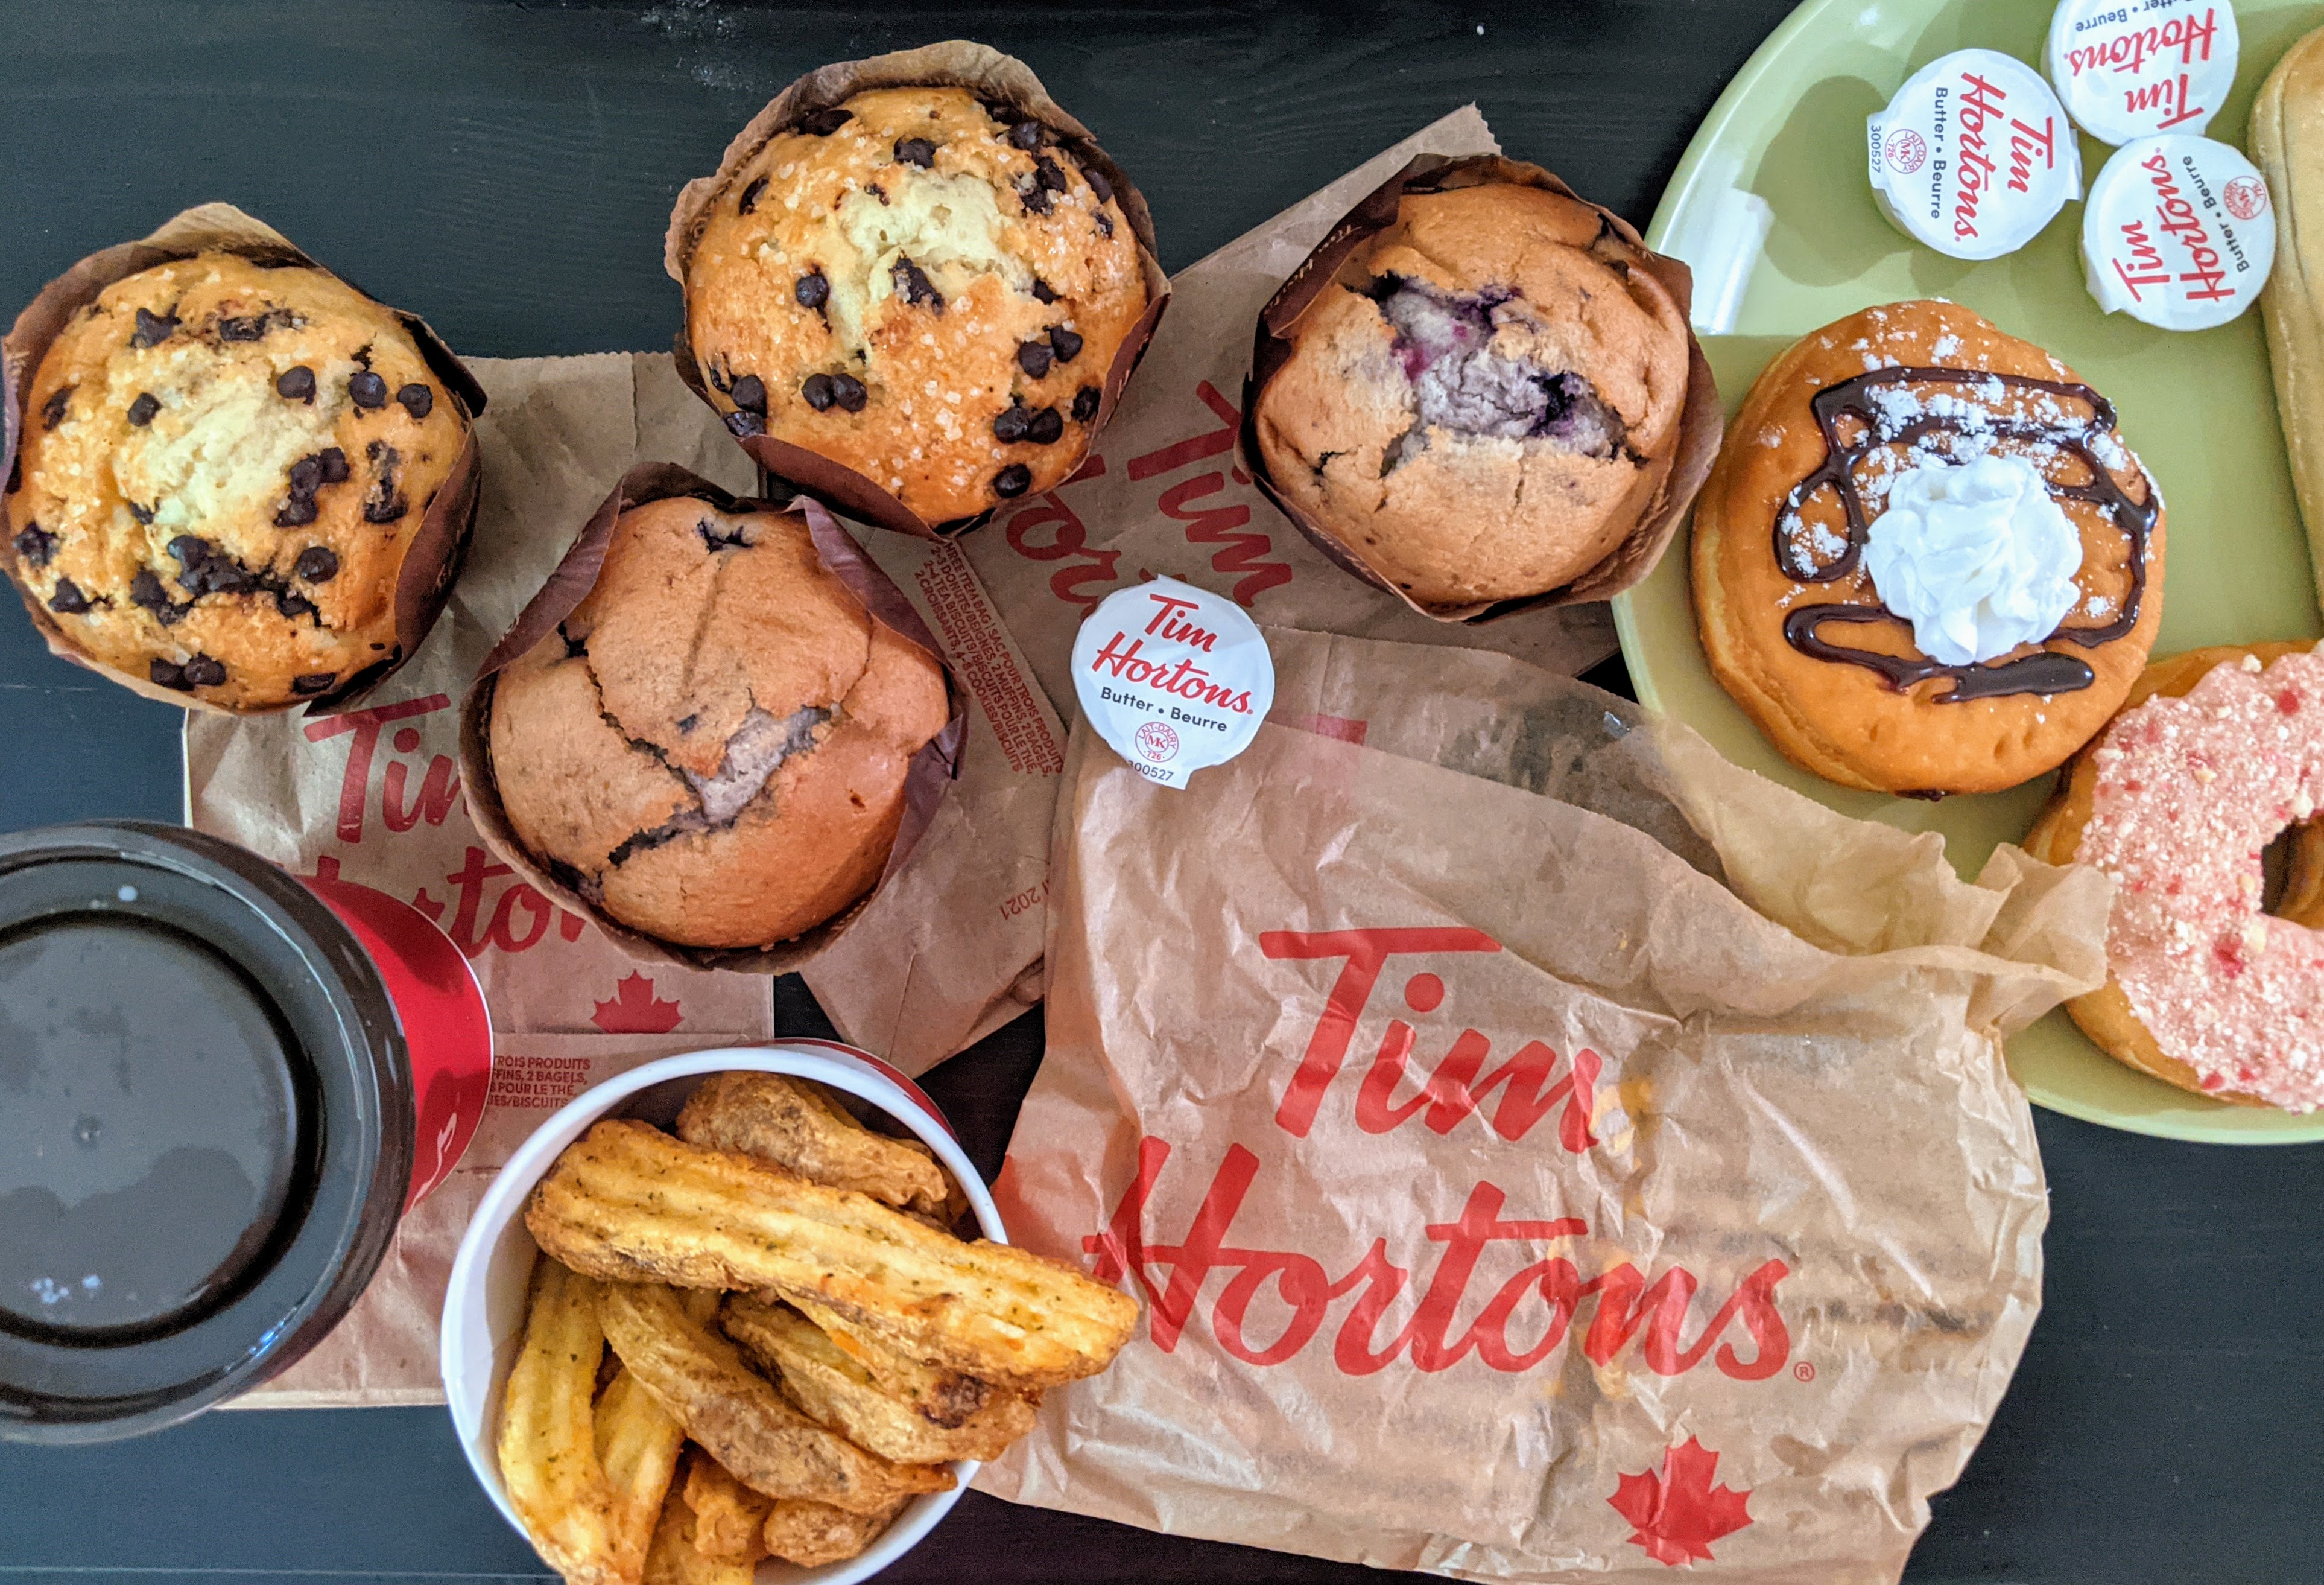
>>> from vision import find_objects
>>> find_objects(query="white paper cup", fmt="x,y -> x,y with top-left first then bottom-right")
440,1041 -> 1003,1584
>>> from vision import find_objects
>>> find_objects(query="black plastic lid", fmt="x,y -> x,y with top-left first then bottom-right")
0,822 -> 414,1441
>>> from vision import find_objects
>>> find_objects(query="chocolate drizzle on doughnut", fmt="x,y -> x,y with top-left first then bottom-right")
1775,366 -> 2158,701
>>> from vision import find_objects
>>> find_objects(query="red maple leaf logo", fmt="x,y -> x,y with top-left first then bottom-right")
1607,1437 -> 1753,1567
592,972 -> 683,1034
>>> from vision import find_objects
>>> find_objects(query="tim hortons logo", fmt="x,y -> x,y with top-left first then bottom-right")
1086,927 -> 1793,1380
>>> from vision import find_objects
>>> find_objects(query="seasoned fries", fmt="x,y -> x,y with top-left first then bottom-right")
527,1119 -> 1138,1390
594,1369 -> 687,1583
641,1487 -> 752,1585
787,1292 -> 995,1428
763,1494 -> 909,1568
680,1448 -> 770,1565
677,1072 -> 952,1216
721,1294 -> 1037,1464
599,1280 -> 952,1514
497,1260 -> 620,1584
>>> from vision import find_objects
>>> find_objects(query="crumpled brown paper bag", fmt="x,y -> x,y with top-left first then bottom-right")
981,626 -> 2109,1582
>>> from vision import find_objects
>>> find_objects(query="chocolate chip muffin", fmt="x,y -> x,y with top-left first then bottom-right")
1253,183 -> 1692,605
3,250 -> 469,708
684,85 -> 1148,525
487,495 -> 951,949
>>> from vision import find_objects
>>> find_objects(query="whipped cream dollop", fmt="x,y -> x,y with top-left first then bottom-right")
1861,455 -> 2084,667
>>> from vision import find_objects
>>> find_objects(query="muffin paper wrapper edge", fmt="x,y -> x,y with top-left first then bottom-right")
458,459 -> 966,976
0,200 -> 486,715
1238,154 -> 1723,623
662,39 -> 1170,541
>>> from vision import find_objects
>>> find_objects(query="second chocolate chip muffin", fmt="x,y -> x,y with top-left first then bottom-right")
1254,183 -> 1691,606
4,250 -> 469,708
487,495 -> 951,950
683,85 -> 1148,525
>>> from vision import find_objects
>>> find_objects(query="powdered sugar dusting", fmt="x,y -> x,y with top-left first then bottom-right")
2079,651 -> 2324,1111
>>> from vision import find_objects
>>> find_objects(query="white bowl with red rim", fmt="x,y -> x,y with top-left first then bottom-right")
440,1041 -> 1001,1584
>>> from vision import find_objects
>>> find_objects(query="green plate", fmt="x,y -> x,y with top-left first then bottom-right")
1615,0 -> 2324,1142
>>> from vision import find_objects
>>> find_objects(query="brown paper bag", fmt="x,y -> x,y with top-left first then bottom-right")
981,626 -> 2109,1581
959,107 -> 1621,714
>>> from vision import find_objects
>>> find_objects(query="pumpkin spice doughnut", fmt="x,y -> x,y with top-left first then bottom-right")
2026,642 -> 2324,1111
1692,300 -> 2165,796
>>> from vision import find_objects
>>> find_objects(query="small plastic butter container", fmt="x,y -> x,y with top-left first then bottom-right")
2082,134 -> 2275,330
2045,0 -> 2238,145
1071,577 -> 1274,790
1866,49 -> 2083,261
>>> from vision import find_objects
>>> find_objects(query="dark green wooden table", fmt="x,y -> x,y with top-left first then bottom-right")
1,2 -> 2319,1581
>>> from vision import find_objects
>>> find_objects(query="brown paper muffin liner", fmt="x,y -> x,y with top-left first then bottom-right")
0,202 -> 487,714
457,460 -> 967,975
663,39 -> 1170,541
1240,154 -> 1723,624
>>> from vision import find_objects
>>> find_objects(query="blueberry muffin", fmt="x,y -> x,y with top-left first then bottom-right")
1253,183 -> 1692,605
3,251 -> 470,708
683,86 -> 1148,525
487,495 -> 951,949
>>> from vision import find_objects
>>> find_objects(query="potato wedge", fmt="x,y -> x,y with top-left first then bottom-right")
496,1258 -> 619,1585
528,1120 -> 1137,1390
642,1487 -> 752,1585
762,1495 -> 907,1568
681,1448 -> 770,1565
677,1072 -> 954,1216
598,1279 -> 952,1514
786,1293 -> 995,1428
721,1294 -> 1036,1464
595,1368 -> 687,1583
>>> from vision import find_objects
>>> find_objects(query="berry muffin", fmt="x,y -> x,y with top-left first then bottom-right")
487,495 -> 951,950
3,250 -> 470,710
1253,182 -> 1693,606
682,85 -> 1149,526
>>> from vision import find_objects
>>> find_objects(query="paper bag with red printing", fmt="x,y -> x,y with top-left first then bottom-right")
981,626 -> 2110,1581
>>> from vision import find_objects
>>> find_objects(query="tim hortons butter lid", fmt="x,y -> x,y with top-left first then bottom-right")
2082,134 -> 2274,329
1071,577 -> 1275,790
1866,49 -> 2082,261
2045,0 -> 2238,145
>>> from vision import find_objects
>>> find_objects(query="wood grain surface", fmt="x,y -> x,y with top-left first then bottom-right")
0,3 -> 2319,1583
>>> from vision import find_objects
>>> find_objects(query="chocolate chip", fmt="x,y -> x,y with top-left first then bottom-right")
182,655 -> 227,688
993,465 -> 1033,498
802,373 -> 838,412
732,374 -> 767,414
217,311 -> 291,343
1073,384 -> 1101,422
894,136 -> 935,167
47,577 -> 89,614
276,591 -> 317,620
1096,212 -> 1114,238
724,410 -> 765,439
363,440 -> 406,523
1083,164 -> 1113,205
290,456 -> 324,495
293,672 -> 338,695
1016,340 -> 1053,378
131,307 -> 178,348
169,536 -> 253,597
738,174 -> 768,215
127,393 -> 160,427
277,365 -> 317,403
867,182 -> 889,206
829,373 -> 867,413
796,270 -> 830,310
319,447 -> 350,484
1048,326 -> 1083,363
1035,157 -> 1068,193
129,568 -> 172,614
1018,180 -> 1054,217
1031,278 -> 1057,303
40,386 -> 71,430
396,383 -> 434,421
993,401 -> 1031,443
295,545 -> 340,582
13,523 -> 56,568
277,496 -> 318,530
148,658 -> 189,690
1006,120 -> 1043,150
1027,406 -> 1064,445
349,371 -> 388,409
799,107 -> 853,136
891,256 -> 942,311
127,503 -> 154,525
